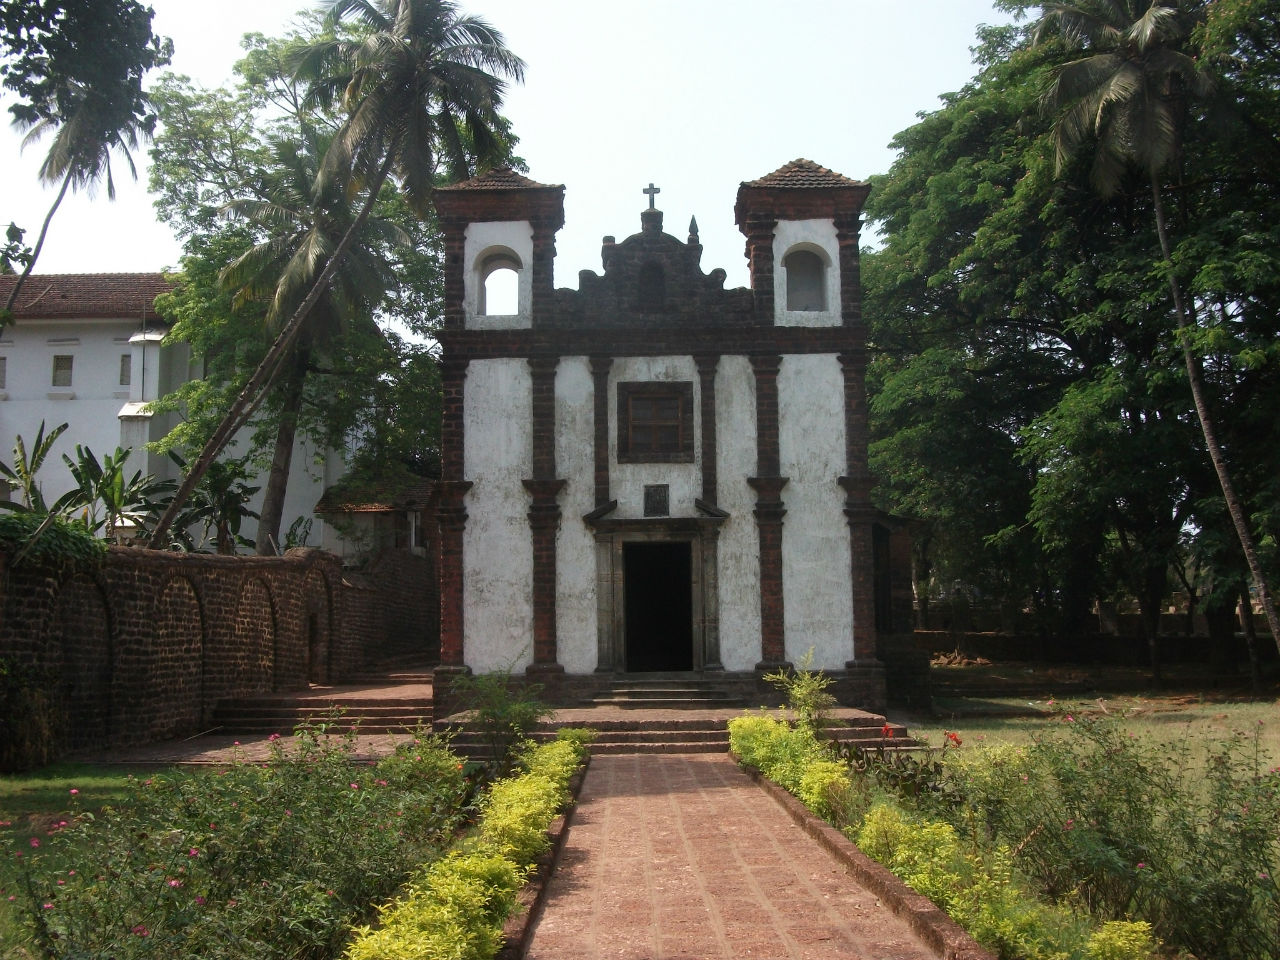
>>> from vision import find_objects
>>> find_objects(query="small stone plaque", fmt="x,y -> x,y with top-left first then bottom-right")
643,484 -> 670,517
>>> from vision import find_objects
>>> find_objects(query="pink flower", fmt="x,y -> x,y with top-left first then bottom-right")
349,783 -> 359,790
29,838 -> 39,848
1065,715 -> 1075,722
196,895 -> 206,905
188,848 -> 199,857
1063,819 -> 1075,831
57,880 -> 65,886
132,924 -> 149,936
168,879 -> 182,888
42,903 -> 53,910
268,733 -> 281,742
1136,862 -> 1147,869
68,789 -> 78,795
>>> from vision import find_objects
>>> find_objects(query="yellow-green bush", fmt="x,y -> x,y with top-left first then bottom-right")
1086,921 -> 1158,960
343,731 -> 592,960
346,852 -> 520,960
797,759 -> 852,822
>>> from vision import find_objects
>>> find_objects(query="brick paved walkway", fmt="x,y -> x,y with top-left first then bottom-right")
526,754 -> 937,960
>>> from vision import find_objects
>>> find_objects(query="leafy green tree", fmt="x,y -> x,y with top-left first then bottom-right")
219,127 -> 407,553
1,0 -> 171,317
148,0 -> 525,547
1033,0 -> 1280,652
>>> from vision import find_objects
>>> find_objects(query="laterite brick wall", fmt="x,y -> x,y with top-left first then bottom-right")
0,545 -> 434,756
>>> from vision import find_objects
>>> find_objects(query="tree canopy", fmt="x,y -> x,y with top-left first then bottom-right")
864,5 -> 1280,662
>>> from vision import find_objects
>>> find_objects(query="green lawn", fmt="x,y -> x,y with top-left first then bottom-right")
897,694 -> 1280,772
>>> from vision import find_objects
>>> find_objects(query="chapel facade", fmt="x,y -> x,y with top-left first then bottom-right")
431,160 -> 910,708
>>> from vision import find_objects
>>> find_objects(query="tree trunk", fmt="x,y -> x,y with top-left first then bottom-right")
3,169 -> 73,313
1239,585 -> 1261,693
255,347 -> 309,555
147,151 -> 398,548
1149,175 -> 1280,658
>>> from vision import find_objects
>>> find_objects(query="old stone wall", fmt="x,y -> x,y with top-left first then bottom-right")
0,545 -> 431,756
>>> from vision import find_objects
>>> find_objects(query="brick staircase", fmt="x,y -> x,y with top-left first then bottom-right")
437,710 -> 921,757
209,661 -> 435,736
211,667 -> 923,756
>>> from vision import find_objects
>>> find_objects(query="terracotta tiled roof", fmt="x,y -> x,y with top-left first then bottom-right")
435,166 -> 561,191
0,273 -> 174,321
743,159 -> 867,190
315,478 -> 436,514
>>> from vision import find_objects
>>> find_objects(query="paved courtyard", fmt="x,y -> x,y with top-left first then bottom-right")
525,753 -> 939,960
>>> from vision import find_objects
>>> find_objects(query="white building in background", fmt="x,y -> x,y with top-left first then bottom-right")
0,272 -> 342,550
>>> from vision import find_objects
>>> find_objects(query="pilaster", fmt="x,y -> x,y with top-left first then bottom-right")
694,353 -> 720,506
749,353 -> 788,668
590,355 -> 613,507
525,355 -> 564,673
838,351 -> 878,664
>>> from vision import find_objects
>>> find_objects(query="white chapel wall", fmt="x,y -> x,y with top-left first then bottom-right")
778,353 -> 853,669
609,355 -> 700,519
554,356 -> 598,672
715,354 -> 762,671
463,357 -> 534,672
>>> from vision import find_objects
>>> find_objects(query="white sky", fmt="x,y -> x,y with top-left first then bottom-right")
1,0 -> 1014,289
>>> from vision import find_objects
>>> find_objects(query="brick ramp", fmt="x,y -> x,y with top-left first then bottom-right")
524,754 -> 988,960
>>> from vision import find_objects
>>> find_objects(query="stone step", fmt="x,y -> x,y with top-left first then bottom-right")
588,696 -> 745,709
218,701 -> 435,716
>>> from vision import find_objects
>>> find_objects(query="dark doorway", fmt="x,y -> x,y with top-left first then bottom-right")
624,542 -> 693,671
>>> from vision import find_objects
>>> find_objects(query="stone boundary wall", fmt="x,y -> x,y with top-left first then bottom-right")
0,546 -> 431,756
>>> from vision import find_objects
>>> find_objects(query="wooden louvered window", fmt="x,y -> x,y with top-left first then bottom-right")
617,381 -> 693,463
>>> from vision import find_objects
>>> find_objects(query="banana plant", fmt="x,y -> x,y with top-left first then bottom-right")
0,421 -> 69,512
61,445 -> 177,541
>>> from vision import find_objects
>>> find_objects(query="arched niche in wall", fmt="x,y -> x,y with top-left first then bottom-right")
782,245 -> 829,312
637,261 -> 666,313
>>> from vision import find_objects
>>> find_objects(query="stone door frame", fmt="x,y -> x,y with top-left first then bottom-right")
588,516 -> 725,674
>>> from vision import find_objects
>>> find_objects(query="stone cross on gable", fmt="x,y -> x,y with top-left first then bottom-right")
643,183 -> 660,209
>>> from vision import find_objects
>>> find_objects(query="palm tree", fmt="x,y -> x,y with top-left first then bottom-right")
219,127 -> 406,554
148,0 -> 524,546
4,81 -> 148,314
1035,0 -> 1280,655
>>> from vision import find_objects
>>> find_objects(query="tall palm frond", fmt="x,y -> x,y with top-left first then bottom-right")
150,0 -> 523,547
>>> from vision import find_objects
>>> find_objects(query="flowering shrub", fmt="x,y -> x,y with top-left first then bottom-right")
8,726 -> 472,959
732,713 -> 1178,960
944,718 -> 1280,960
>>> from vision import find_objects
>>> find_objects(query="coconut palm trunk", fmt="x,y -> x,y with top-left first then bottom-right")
147,152 -> 395,548
1150,175 -> 1280,655
3,169 -> 72,312
255,345 -> 311,555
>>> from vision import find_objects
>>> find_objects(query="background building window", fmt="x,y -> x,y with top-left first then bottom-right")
119,353 -> 132,386
617,381 -> 694,463
52,354 -> 73,388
